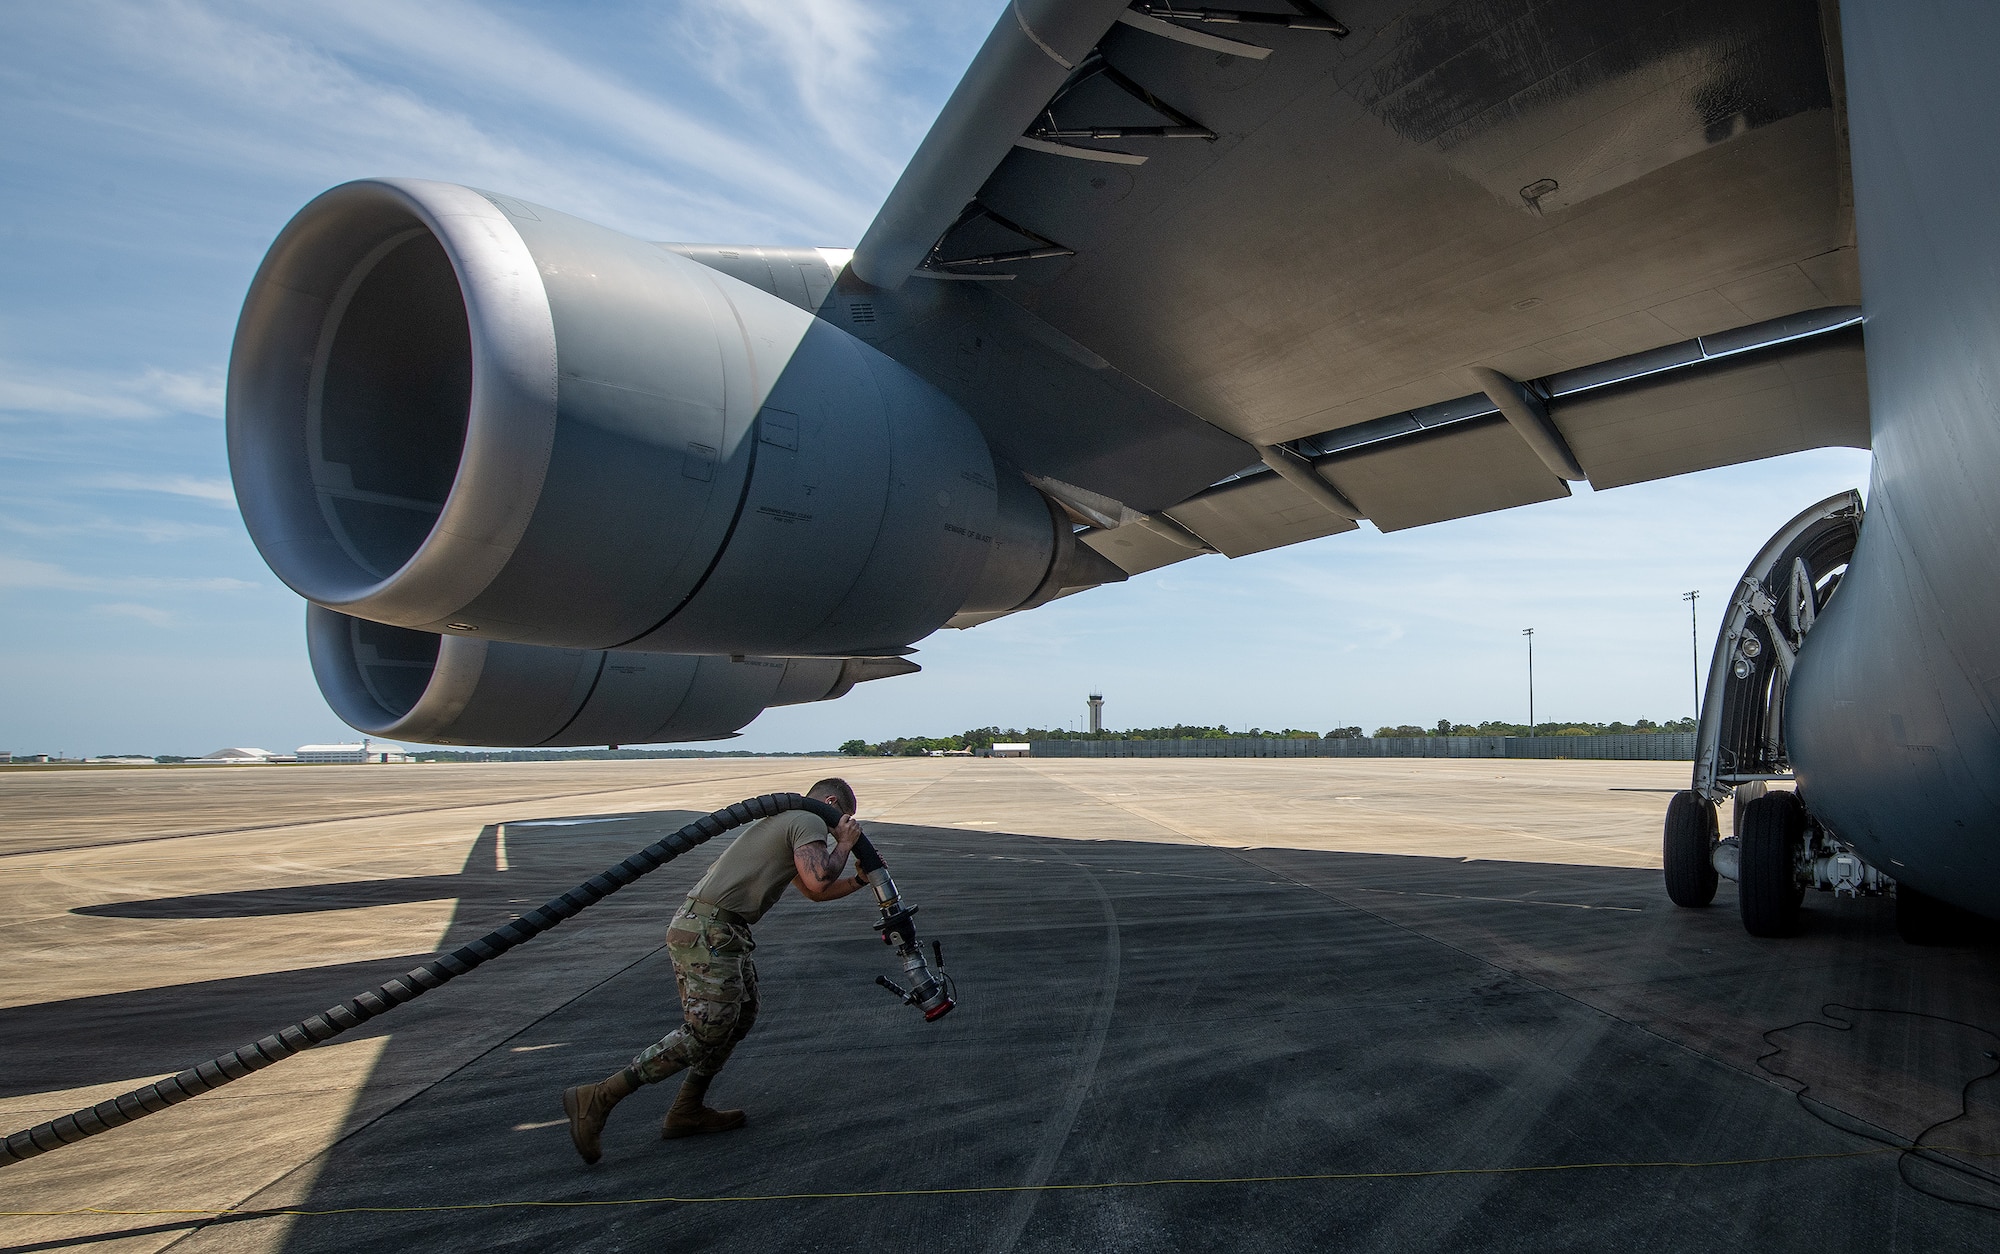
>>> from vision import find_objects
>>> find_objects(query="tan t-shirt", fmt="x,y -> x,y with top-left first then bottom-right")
686,810 -> 830,924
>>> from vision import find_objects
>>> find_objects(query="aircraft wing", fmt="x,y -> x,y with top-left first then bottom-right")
839,0 -> 1867,575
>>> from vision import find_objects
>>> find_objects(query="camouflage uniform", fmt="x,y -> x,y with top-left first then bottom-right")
630,901 -> 760,1083
626,809 -> 832,1087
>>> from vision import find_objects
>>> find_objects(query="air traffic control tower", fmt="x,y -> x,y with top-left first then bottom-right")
1088,692 -> 1104,734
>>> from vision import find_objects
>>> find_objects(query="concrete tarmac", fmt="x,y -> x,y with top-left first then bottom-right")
1,759 -> 1996,1251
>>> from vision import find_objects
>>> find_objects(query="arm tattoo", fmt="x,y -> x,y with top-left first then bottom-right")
798,839 -> 846,886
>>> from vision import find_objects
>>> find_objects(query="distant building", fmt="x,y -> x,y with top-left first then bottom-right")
193,747 -> 287,765
1088,692 -> 1104,734
988,743 -> 1030,758
85,756 -> 156,765
296,739 -> 413,765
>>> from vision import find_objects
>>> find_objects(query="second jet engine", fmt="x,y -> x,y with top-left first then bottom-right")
307,605 -> 916,747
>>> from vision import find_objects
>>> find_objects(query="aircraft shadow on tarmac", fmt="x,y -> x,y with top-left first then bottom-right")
10,813 -> 683,1100
12,813 -> 2000,1250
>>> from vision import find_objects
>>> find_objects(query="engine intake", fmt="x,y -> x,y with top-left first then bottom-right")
230,178 -> 1077,658
306,605 -> 916,747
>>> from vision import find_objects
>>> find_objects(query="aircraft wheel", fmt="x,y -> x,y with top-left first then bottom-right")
1662,790 -> 1719,907
1738,790 -> 1807,937
1897,885 -> 1969,946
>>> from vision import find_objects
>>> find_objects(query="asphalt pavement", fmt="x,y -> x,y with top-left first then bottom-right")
3,763 -> 1997,1251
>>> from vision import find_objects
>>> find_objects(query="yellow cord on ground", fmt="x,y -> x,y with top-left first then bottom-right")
10,1144 -> 1994,1221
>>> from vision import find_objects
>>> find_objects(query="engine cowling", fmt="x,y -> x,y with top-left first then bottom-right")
228,178 -> 1079,657
307,605 -> 915,747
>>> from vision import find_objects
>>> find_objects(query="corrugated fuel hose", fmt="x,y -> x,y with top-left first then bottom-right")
0,791 -> 844,1168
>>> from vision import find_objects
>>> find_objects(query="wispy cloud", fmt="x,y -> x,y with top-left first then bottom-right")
16,0 -> 941,245
141,368 -> 226,417
0,514 -> 234,543
0,363 -> 224,421
313,0 -> 882,228
84,473 -> 236,505
673,0 -> 907,184
94,602 -> 180,626
0,556 -> 255,593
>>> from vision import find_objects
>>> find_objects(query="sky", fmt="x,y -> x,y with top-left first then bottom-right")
0,0 -> 1872,757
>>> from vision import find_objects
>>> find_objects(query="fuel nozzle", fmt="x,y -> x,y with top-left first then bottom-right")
854,835 -> 955,1022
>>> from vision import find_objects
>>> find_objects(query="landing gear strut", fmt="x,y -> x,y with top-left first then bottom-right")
1660,492 -> 1902,937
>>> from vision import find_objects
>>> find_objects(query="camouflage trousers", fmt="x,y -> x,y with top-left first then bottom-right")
630,905 -> 759,1085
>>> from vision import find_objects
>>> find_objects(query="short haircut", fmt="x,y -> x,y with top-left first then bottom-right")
808,777 -> 857,816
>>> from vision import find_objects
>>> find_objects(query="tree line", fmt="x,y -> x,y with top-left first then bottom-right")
840,718 -> 1697,756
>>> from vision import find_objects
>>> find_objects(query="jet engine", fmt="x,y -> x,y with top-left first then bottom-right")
228,178 -> 1107,659
306,605 -> 916,747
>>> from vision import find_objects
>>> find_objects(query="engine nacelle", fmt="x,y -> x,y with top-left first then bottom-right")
307,605 -> 914,747
229,178 -> 1082,656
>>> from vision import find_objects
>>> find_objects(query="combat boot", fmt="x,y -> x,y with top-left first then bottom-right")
562,1067 -> 640,1164
662,1071 -> 746,1138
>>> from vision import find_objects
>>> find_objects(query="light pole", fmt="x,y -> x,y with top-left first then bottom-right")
1682,590 -> 1701,721
1522,628 -> 1535,737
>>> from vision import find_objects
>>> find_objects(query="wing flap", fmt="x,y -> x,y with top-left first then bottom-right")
842,0 -> 1863,576
1557,327 -> 1868,490
1318,417 -> 1570,533
1081,519 -> 1202,577
1164,470 -> 1359,557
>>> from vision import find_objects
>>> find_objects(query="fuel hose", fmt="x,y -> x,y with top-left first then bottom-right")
0,791 -> 844,1168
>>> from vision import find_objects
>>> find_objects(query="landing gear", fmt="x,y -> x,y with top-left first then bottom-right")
1664,492 -> 1877,938
1738,791 -> 1808,937
1662,791 -> 1719,907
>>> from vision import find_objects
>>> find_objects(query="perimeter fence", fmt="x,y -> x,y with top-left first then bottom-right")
1022,734 -> 1694,761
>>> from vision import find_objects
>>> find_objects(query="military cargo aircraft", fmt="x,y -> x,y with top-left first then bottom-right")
225,1 -> 1998,938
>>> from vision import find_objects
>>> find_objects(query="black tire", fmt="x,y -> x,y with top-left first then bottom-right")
1738,790 -> 1807,937
1897,885 -> 1969,946
1663,790 -> 1719,907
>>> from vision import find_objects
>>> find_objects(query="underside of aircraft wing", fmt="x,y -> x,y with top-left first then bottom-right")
841,0 -> 1866,577
214,0 -> 2000,924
